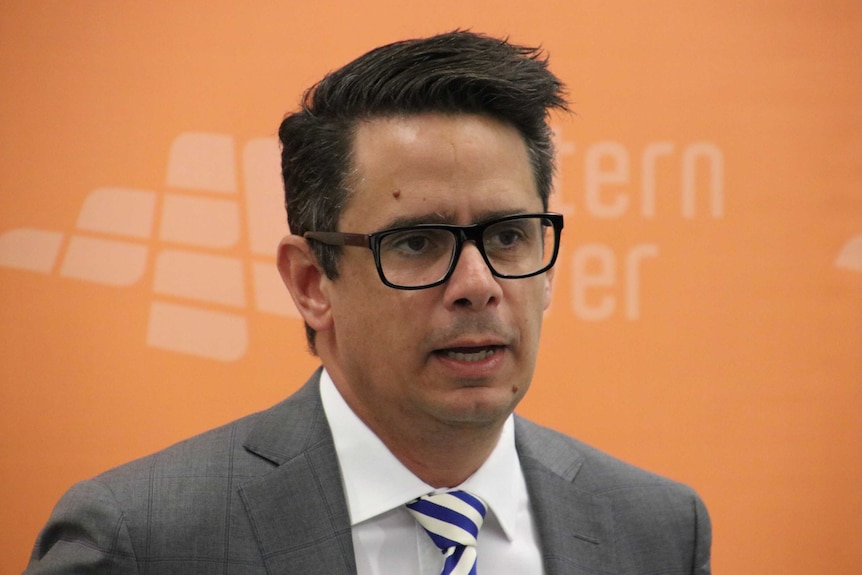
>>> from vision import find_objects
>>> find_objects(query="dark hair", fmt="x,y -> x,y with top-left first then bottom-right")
278,30 -> 568,349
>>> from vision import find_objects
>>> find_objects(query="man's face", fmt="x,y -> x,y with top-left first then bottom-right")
319,113 -> 554,437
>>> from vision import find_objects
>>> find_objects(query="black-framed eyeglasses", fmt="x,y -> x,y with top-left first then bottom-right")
304,213 -> 564,290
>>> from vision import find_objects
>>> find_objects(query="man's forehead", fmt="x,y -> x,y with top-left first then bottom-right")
345,112 -> 536,188
350,112 -> 525,151
337,112 -> 541,229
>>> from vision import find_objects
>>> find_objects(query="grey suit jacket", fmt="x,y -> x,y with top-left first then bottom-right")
26,370 -> 711,574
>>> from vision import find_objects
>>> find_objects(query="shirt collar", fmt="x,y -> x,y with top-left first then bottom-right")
319,368 -> 524,541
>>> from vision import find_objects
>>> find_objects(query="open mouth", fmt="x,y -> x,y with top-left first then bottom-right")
438,346 -> 500,363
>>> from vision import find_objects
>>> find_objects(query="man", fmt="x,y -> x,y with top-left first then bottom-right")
26,31 -> 711,574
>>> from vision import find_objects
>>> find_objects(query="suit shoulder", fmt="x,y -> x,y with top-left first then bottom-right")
95,409 -> 259,483
92,377 -> 323,488
515,416 -> 698,497
515,418 -> 712,573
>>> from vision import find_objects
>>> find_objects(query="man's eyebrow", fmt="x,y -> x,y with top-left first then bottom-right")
377,212 -> 452,231
376,208 -> 536,232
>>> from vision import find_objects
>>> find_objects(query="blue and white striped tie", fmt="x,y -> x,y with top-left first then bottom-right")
406,489 -> 487,575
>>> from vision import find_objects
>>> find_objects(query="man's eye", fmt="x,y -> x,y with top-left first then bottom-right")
383,231 -> 448,257
497,229 -> 524,246
487,226 -> 528,249
400,235 -> 430,253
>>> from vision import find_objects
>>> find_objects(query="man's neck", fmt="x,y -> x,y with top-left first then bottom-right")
372,417 -> 504,488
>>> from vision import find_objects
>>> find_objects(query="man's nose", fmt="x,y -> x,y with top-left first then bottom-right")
442,242 -> 503,309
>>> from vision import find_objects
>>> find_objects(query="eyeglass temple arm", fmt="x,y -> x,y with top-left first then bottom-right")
303,231 -> 371,248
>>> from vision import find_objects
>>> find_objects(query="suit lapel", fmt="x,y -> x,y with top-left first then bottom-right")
516,417 -> 618,575
239,371 -> 356,575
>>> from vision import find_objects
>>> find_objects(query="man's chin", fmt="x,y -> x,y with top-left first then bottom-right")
429,388 -> 524,428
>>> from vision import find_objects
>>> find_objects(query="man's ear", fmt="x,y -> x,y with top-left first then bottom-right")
276,235 -> 333,333
542,266 -> 555,311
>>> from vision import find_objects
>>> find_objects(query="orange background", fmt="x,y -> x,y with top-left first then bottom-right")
2,2 -> 861,573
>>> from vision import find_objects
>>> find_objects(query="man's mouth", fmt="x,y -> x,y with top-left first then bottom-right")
438,346 -> 500,362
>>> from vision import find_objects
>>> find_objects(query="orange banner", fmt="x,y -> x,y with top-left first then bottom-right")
2,2 -> 861,573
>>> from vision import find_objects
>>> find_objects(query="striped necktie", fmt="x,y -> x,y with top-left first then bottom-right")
406,489 -> 487,575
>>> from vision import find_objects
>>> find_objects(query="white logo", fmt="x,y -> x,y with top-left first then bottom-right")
0,133 -> 297,361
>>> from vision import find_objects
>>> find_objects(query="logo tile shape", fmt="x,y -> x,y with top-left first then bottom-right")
159,194 -> 241,248
153,249 -> 246,307
60,236 -> 149,286
167,133 -> 237,193
836,235 -> 862,272
77,188 -> 157,238
0,228 -> 64,274
147,301 -> 248,362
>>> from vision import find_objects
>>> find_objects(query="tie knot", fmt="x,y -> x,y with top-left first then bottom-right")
406,489 -> 487,550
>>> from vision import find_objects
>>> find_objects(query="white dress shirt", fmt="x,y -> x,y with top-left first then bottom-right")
319,369 -> 545,575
